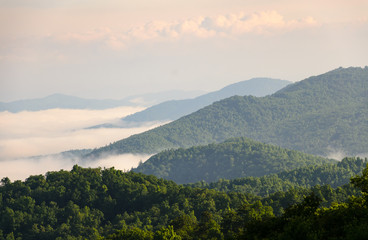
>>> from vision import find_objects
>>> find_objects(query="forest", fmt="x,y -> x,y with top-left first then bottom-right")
0,157 -> 367,239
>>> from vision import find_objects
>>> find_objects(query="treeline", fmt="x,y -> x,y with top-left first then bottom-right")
0,166 -> 254,239
133,137 -> 334,184
0,158 -> 367,239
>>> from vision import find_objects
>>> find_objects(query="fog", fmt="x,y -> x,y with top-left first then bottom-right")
326,146 -> 368,161
0,107 -> 167,180
0,153 -> 152,181
0,107 -> 168,159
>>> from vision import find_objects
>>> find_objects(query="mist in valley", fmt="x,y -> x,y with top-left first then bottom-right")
0,107 -> 165,180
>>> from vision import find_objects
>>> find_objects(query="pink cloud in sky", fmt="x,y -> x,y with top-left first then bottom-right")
0,1 -> 367,102
49,11 -> 319,50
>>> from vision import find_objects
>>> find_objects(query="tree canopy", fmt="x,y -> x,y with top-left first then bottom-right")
0,157 -> 367,239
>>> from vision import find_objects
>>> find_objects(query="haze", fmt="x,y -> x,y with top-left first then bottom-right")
1,0 -> 367,101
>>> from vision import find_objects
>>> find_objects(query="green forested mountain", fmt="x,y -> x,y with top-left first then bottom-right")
133,137 -> 334,184
1,162 -> 367,239
86,67 -> 368,158
190,157 -> 367,196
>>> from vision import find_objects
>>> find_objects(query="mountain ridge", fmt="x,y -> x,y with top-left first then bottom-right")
121,78 -> 291,123
86,67 -> 368,158
0,90 -> 205,112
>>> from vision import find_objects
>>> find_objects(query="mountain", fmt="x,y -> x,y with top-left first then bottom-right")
86,67 -> 368,158
190,156 -> 367,196
0,90 -> 204,112
133,137 -> 334,184
120,78 -> 291,123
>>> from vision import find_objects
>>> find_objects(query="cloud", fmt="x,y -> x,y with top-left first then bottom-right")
49,10 -> 318,50
325,147 -> 368,161
85,153 -> 152,171
0,153 -> 152,181
0,107 -> 167,160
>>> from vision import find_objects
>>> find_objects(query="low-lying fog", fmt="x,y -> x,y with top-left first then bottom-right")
0,107 -> 166,180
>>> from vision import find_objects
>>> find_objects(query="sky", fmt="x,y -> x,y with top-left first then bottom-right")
1,0 -> 368,101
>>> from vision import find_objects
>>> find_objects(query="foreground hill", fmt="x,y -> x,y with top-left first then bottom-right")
0,162 -> 367,239
133,137 -> 334,184
86,67 -> 368,158
121,78 -> 290,123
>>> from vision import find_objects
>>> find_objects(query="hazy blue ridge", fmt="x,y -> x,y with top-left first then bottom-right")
0,90 -> 205,112
86,67 -> 368,158
0,94 -> 133,112
133,137 -> 335,184
121,78 -> 291,123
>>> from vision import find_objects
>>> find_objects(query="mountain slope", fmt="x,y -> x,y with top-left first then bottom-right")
133,137 -> 334,184
121,78 -> 291,123
87,67 -> 368,157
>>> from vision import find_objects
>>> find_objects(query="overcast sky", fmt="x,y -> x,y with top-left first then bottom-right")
1,0 -> 367,101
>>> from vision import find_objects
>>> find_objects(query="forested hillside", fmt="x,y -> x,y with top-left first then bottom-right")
87,67 -> 368,158
0,160 -> 367,239
133,137 -> 334,183
189,157 -> 367,196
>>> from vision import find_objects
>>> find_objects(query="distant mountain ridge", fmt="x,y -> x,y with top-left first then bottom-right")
121,78 -> 291,123
85,67 -> 368,158
0,90 -> 204,112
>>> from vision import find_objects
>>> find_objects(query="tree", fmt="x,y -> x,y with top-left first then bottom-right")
154,226 -> 181,240
351,165 -> 368,195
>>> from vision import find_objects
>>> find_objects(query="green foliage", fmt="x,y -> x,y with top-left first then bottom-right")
106,227 -> 153,240
134,137 -> 333,184
193,157 -> 367,196
239,165 -> 368,240
351,163 -> 368,194
1,162 -> 368,239
0,166 -> 253,239
87,67 -> 368,158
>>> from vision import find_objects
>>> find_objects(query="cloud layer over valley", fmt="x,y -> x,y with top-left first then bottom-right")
0,107 -> 165,180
